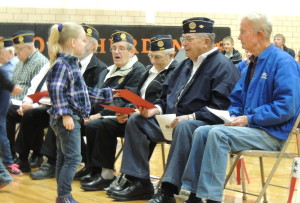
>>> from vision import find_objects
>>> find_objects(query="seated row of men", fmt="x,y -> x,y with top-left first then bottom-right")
1,12 -> 300,203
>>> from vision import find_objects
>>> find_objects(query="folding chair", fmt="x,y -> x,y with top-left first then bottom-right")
224,113 -> 300,203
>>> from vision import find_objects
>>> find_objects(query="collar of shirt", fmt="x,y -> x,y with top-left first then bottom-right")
193,47 -> 218,70
149,59 -> 174,74
225,52 -> 233,58
79,53 -> 93,75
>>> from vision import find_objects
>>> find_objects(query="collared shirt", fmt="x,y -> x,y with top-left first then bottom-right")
47,53 -> 113,119
11,49 -> 48,100
140,59 -> 173,99
79,53 -> 93,75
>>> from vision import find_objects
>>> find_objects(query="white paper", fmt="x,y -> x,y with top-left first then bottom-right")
206,107 -> 232,123
39,97 -> 51,106
11,99 -> 22,106
156,114 -> 176,141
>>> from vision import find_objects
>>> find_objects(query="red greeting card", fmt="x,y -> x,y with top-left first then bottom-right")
101,104 -> 135,114
118,89 -> 156,109
27,91 -> 49,103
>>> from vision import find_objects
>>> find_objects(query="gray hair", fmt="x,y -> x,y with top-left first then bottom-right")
241,13 -> 272,39
87,36 -> 98,52
126,42 -> 135,51
4,46 -> 15,54
196,33 -> 216,46
162,48 -> 175,55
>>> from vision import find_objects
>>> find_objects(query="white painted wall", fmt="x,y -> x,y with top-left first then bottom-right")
2,0 -> 299,16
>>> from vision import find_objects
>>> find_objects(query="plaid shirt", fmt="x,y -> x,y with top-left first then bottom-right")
47,53 -> 112,119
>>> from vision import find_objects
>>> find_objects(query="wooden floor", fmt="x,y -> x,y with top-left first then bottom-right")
1,139 -> 299,203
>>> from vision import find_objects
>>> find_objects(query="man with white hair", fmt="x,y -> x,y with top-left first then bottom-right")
181,12 -> 300,203
6,30 -> 48,164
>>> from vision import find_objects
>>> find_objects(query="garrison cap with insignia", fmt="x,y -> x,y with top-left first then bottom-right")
82,23 -> 99,40
0,36 -> 13,49
111,30 -> 134,45
182,17 -> 214,33
12,30 -> 35,44
150,35 -> 173,51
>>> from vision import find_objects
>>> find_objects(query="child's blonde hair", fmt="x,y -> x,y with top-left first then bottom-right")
48,22 -> 83,66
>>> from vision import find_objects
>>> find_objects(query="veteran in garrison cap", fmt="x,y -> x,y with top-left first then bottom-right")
0,36 -> 19,78
76,23 -> 108,88
141,17 -> 241,203
6,29 -> 48,159
79,29 -> 146,187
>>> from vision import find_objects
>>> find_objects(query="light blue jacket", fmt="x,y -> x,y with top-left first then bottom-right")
229,44 -> 300,140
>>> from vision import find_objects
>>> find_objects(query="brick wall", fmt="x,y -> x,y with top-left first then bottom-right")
0,7 -> 299,56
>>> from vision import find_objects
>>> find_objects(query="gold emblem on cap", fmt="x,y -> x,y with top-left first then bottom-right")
157,40 -> 164,47
19,36 -> 24,43
118,77 -> 124,84
0,41 -> 4,48
189,22 -> 196,29
120,33 -> 127,41
87,28 -> 93,37
199,25 -> 205,29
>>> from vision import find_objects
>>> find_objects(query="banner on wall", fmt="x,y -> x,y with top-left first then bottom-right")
0,23 -> 230,65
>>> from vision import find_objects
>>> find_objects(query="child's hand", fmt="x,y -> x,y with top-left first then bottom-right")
11,85 -> 23,95
63,115 -> 74,130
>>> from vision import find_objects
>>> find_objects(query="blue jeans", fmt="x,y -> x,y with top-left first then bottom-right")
50,115 -> 82,198
181,125 -> 285,201
0,89 -> 13,166
0,155 -> 13,187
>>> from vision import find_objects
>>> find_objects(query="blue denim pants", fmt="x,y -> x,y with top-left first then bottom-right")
0,89 -> 13,166
0,155 -> 13,187
181,125 -> 285,202
50,115 -> 82,198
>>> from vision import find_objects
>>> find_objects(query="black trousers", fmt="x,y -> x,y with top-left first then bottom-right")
89,117 -> 156,170
91,118 -> 127,169
15,107 -> 50,160
6,104 -> 24,157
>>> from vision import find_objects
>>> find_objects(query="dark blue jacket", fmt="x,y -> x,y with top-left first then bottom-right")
155,49 -> 241,124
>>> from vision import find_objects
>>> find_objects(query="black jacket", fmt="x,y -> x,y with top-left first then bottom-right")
137,60 -> 178,103
83,54 -> 108,88
92,58 -> 146,115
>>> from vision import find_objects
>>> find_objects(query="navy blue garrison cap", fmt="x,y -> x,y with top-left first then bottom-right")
182,17 -> 214,34
150,35 -> 173,51
111,30 -> 134,45
12,30 -> 35,44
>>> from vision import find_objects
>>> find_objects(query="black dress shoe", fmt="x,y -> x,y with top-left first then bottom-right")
30,163 -> 55,180
184,193 -> 203,203
74,166 -> 91,180
29,156 -> 44,168
80,174 -> 115,191
147,188 -> 176,203
79,171 -> 101,183
106,175 -> 130,196
110,179 -> 154,201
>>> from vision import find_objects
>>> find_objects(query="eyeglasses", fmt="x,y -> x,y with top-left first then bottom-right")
179,36 -> 198,43
110,46 -> 128,52
148,54 -> 166,60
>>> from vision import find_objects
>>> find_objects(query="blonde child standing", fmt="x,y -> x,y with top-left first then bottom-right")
46,22 -> 112,203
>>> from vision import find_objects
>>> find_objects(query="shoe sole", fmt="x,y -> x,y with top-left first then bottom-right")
110,193 -> 154,201
30,175 -> 55,180
80,186 -> 107,191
